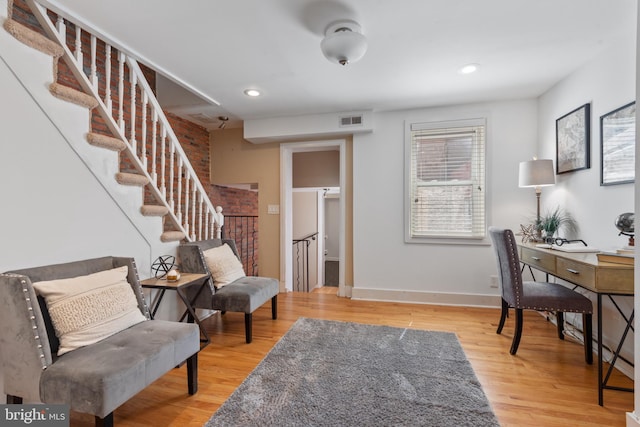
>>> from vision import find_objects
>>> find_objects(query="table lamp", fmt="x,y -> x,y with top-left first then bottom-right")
519,158 -> 555,239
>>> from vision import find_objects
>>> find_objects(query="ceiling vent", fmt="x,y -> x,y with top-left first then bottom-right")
340,115 -> 363,127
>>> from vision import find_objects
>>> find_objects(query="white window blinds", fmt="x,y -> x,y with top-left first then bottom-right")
406,118 -> 486,241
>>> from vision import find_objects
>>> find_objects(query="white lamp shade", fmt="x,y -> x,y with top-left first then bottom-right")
321,20 -> 368,65
519,159 -> 555,187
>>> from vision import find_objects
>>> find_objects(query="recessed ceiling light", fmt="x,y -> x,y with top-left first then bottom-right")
244,89 -> 261,97
459,64 -> 479,74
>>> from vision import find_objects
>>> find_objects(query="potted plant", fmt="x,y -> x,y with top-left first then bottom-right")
536,207 -> 577,243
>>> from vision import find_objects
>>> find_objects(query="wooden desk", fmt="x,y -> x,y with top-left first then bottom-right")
519,244 -> 633,294
141,273 -> 211,348
517,244 -> 634,406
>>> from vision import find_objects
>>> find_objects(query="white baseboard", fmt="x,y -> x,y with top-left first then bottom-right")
350,287 -> 501,308
627,412 -> 640,427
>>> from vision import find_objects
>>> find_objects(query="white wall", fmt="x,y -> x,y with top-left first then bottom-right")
352,99 -> 538,305
537,30 -> 636,378
538,32 -> 636,250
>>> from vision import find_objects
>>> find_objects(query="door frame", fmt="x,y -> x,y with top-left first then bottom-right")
280,139 -> 346,295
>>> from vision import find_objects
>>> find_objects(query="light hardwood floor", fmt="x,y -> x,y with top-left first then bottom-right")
71,289 -> 633,426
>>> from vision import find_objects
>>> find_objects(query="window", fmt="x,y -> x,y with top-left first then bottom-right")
405,118 -> 486,243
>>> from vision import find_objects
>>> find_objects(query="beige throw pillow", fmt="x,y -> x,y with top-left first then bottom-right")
203,243 -> 246,288
33,265 -> 147,355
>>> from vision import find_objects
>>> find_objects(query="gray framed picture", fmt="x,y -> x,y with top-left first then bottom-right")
600,101 -> 635,185
556,103 -> 590,174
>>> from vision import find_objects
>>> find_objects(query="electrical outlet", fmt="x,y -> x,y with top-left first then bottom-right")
489,275 -> 499,288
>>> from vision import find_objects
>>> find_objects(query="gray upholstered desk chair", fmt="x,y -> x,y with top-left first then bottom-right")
488,227 -> 593,363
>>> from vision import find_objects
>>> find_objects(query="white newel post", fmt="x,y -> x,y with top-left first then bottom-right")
214,206 -> 224,239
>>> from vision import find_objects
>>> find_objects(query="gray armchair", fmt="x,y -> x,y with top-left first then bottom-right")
178,239 -> 278,343
0,256 -> 199,427
488,227 -> 593,363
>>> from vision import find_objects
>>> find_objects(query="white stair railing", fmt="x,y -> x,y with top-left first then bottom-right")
25,0 -> 223,241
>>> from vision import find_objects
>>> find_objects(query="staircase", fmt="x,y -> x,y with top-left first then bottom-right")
3,0 -> 223,247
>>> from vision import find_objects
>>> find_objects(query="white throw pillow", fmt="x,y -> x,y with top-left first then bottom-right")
33,265 -> 147,355
203,243 -> 246,288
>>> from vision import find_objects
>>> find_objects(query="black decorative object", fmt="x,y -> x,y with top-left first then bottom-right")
152,255 -> 176,279
615,212 -> 634,246
556,103 -> 590,174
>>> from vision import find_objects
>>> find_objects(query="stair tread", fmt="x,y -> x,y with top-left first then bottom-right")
115,172 -> 149,186
4,19 -> 64,58
50,83 -> 98,109
141,205 -> 169,216
161,231 -> 186,242
86,133 -> 126,152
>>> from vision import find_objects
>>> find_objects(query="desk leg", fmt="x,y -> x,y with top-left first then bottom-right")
597,293 -> 603,406
600,295 -> 634,403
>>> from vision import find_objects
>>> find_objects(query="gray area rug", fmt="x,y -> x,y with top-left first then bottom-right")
205,318 -> 499,427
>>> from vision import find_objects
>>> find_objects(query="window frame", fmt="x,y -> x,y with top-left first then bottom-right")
404,117 -> 489,245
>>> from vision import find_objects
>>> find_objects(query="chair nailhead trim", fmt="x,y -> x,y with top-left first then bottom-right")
17,278 -> 49,370
130,258 -> 151,319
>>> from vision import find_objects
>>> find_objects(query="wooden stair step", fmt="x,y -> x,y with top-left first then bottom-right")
115,172 -> 149,187
3,20 -> 64,58
86,133 -> 126,152
49,83 -> 98,109
161,231 -> 185,243
141,205 -> 169,217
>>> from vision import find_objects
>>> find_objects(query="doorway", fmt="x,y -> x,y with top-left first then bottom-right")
323,189 -> 340,287
280,139 -> 347,296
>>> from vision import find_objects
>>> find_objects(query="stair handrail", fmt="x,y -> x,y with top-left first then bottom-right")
24,0 -> 223,241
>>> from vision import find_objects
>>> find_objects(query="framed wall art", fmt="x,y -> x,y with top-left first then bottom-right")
600,101 -> 635,185
556,103 -> 590,174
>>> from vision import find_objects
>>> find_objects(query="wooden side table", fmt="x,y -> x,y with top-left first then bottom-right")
141,273 -> 211,347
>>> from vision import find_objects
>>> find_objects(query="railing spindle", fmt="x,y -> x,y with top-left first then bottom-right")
104,44 -> 112,112
176,156 -> 182,222
151,109 -> 157,183
55,16 -> 64,37
118,51 -> 125,131
198,194 -> 203,241
184,171 -> 190,235
90,35 -> 97,89
160,125 -> 166,196
74,25 -> 82,64
204,209 -> 210,240
191,180 -> 197,240
141,92 -> 148,167
129,68 -> 137,154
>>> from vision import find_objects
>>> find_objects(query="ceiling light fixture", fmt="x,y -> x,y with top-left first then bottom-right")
320,19 -> 367,66
459,64 -> 479,74
244,89 -> 261,97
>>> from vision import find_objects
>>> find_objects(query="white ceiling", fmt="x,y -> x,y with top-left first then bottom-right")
50,0 -> 637,129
